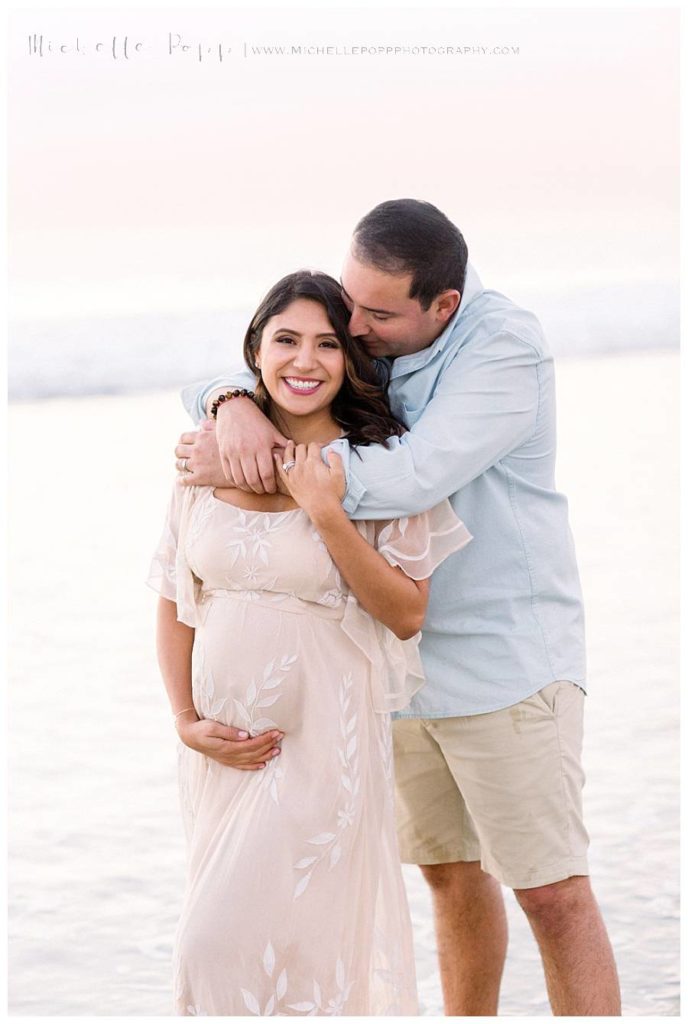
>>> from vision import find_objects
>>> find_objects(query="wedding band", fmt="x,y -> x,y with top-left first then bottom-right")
181,458 -> 190,473
282,460 -> 296,473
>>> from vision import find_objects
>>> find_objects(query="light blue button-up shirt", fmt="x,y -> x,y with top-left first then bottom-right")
182,264 -> 586,717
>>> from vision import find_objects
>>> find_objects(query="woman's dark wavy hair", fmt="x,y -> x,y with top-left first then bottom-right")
243,270 -> 405,449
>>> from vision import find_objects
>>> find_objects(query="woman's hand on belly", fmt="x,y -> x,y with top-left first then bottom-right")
177,717 -> 285,770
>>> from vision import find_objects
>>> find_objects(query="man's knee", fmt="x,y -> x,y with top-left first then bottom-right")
421,859 -> 495,895
514,874 -> 592,928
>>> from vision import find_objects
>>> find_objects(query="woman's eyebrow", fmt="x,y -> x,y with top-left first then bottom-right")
340,282 -> 395,316
272,327 -> 339,338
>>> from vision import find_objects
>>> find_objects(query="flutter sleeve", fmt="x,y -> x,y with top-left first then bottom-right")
146,481 -> 204,627
146,480 -> 183,602
341,500 -> 473,714
374,500 -> 473,579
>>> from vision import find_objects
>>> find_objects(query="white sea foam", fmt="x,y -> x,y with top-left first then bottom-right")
8,280 -> 679,401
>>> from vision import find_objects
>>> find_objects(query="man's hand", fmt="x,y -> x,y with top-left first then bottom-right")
177,716 -> 285,770
175,420 -> 229,488
215,397 -> 290,494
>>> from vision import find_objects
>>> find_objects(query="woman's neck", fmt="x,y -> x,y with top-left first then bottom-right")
270,406 -> 343,446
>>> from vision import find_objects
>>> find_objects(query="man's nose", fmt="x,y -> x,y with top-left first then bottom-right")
347,306 -> 369,338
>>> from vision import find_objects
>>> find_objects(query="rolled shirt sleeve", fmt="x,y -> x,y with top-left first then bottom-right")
181,368 -> 258,424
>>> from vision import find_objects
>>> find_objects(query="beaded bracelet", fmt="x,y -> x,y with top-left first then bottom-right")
210,388 -> 256,419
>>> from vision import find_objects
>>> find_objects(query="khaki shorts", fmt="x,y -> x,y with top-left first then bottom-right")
393,681 -> 590,890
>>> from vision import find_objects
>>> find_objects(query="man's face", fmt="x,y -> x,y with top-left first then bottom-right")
340,248 -> 456,359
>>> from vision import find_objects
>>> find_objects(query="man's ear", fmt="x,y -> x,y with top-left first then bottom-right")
435,289 -> 461,324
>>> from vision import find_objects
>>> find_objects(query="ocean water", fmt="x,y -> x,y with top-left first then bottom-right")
8,279 -> 679,401
7,351 -> 680,1015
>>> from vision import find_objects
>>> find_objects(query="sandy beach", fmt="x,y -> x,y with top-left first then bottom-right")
8,350 -> 679,1016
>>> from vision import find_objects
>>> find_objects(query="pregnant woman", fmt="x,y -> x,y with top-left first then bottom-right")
148,271 -> 471,1016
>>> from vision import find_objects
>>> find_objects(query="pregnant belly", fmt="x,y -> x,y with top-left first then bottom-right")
191,591 -> 360,736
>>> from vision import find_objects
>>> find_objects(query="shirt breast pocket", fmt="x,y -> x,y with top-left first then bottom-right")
400,402 -> 424,428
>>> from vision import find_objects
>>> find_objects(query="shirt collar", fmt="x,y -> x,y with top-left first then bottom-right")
459,261 -> 483,312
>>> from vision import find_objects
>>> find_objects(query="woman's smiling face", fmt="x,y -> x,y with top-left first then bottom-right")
255,298 -> 346,419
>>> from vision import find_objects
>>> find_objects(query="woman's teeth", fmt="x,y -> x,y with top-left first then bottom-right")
284,378 -> 323,393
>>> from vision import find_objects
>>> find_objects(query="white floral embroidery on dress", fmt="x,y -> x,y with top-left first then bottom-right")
287,958 -> 355,1016
293,673 -> 359,898
259,751 -> 285,805
241,564 -> 263,586
240,942 -> 288,1016
222,507 -> 297,568
240,943 -> 354,1017
193,645 -> 227,721
233,654 -> 297,735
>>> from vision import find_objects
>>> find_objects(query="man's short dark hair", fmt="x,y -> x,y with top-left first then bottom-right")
352,199 -> 468,310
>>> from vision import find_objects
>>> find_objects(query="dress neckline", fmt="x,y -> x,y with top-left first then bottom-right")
209,489 -> 306,517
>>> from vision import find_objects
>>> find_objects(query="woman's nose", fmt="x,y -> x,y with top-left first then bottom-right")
291,344 -> 317,370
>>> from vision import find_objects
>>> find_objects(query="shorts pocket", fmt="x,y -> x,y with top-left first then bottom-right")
526,687 -> 557,716
535,681 -> 582,716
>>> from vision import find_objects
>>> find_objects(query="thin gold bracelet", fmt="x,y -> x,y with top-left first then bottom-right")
173,706 -> 196,721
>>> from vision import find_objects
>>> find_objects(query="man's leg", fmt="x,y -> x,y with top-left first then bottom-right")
420,860 -> 508,1016
514,875 -> 621,1015
423,681 -> 619,1016
393,719 -> 509,1015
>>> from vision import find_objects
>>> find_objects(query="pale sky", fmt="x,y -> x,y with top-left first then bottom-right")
8,6 -> 679,318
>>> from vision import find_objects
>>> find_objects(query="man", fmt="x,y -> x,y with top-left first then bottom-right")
174,199 -> 621,1016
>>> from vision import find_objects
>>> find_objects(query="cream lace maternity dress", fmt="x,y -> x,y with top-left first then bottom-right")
148,472 -> 471,1017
